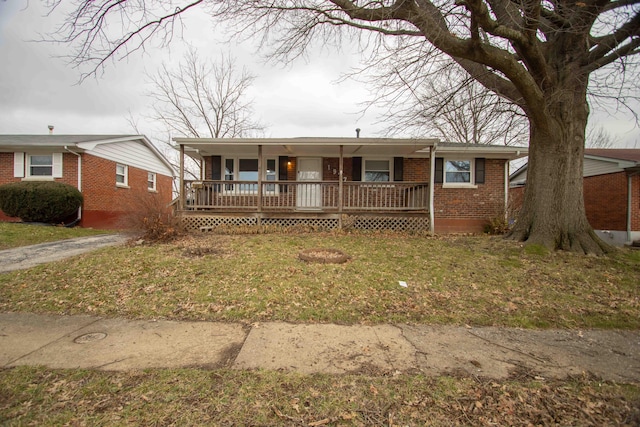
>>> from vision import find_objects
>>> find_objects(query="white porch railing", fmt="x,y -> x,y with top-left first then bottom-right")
183,180 -> 429,212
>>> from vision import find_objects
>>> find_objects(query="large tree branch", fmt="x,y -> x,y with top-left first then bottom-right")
586,10 -> 640,66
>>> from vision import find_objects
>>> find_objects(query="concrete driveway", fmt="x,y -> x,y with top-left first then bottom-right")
0,234 -> 128,273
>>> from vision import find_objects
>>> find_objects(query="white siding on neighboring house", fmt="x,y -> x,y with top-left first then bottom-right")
511,156 -> 635,186
583,157 -> 627,177
84,140 -> 174,176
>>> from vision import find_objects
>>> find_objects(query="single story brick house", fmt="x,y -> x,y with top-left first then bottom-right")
510,149 -> 640,245
174,137 -> 527,233
0,135 -> 176,229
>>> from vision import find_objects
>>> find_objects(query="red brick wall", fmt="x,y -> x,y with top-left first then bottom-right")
0,152 -> 173,229
510,171 -> 640,232
403,158 -> 430,181
81,154 -> 173,229
432,159 -> 507,233
583,172 -> 628,231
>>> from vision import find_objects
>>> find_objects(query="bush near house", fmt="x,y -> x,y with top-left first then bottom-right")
0,181 -> 83,223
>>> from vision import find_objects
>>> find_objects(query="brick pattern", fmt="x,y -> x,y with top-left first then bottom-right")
432,159 -> 506,220
584,172 -> 628,230
80,155 -> 173,228
510,171 -> 640,232
1,152 -> 173,229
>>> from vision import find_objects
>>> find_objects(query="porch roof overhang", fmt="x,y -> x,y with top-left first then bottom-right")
174,137 -> 439,158
425,142 -> 528,160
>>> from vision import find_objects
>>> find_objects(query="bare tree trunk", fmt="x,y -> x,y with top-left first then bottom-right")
508,86 -> 612,254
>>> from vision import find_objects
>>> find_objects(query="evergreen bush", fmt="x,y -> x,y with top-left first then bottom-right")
0,181 -> 83,223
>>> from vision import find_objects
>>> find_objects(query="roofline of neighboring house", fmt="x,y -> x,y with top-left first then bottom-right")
509,150 -> 640,183
0,134 -> 177,177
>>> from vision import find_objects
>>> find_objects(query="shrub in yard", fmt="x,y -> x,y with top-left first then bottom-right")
484,215 -> 511,235
0,181 -> 83,223
119,191 -> 184,242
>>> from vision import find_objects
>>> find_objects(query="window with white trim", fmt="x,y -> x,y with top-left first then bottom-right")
364,159 -> 391,182
224,157 -> 277,193
116,164 -> 128,186
147,172 -> 157,191
444,159 -> 472,184
28,154 -> 53,177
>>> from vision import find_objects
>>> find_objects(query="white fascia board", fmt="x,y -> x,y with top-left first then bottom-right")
584,154 -> 637,169
80,135 -> 177,177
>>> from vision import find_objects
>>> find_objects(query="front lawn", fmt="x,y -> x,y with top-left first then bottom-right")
1,232 -> 638,329
1,366 -> 638,426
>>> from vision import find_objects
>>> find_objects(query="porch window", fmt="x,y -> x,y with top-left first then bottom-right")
444,159 -> 472,184
224,157 -> 277,193
265,159 -> 277,192
364,159 -> 390,182
28,154 -> 53,177
116,163 -> 128,186
148,172 -> 157,191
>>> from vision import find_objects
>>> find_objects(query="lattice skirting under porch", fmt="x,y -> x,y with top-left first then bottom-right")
180,213 -> 430,233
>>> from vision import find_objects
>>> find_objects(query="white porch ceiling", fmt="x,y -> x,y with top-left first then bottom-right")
177,137 -> 438,158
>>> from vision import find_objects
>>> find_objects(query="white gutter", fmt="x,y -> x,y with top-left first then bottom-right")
628,170 -> 640,243
64,146 -> 82,220
429,143 -> 437,234
504,161 -> 509,221
628,174 -> 632,243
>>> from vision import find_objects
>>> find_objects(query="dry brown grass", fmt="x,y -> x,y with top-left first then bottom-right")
0,232 -> 638,329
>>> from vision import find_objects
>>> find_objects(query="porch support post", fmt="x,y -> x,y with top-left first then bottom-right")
339,145 -> 344,229
179,144 -> 185,210
257,145 -> 263,218
504,161 -> 509,222
429,145 -> 436,234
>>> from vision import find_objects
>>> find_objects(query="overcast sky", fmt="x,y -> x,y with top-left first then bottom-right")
1,0 -> 639,147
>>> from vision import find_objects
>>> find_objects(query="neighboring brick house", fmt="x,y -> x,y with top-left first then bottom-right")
0,135 -> 176,229
174,137 -> 527,233
510,149 -> 640,245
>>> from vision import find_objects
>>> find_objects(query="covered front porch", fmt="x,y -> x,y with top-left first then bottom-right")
174,138 -> 438,232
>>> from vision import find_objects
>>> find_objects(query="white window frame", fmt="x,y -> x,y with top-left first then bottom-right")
223,157 -> 278,195
27,154 -> 54,178
362,158 -> 393,183
18,152 -> 63,180
443,158 -> 477,188
147,172 -> 157,192
116,163 -> 129,187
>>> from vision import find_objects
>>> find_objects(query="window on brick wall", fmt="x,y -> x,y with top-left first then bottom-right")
29,154 -> 53,176
437,158 -> 481,188
364,159 -> 391,182
147,172 -> 157,191
15,152 -> 63,179
445,160 -> 472,183
116,164 -> 128,187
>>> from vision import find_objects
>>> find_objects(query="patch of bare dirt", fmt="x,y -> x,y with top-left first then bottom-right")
298,248 -> 351,264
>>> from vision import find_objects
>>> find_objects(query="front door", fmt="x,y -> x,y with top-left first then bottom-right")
296,157 -> 322,210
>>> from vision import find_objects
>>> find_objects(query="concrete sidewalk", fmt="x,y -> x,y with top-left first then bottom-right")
1,312 -> 639,382
0,234 -> 128,273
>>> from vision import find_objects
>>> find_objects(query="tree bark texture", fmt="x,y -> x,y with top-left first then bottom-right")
507,81 -> 611,254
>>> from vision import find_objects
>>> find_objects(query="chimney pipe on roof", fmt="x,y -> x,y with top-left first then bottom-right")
355,128 -> 361,138
48,125 -> 54,135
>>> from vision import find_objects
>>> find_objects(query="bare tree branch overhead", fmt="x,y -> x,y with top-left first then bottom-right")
47,0 -> 640,253
147,48 -> 265,139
